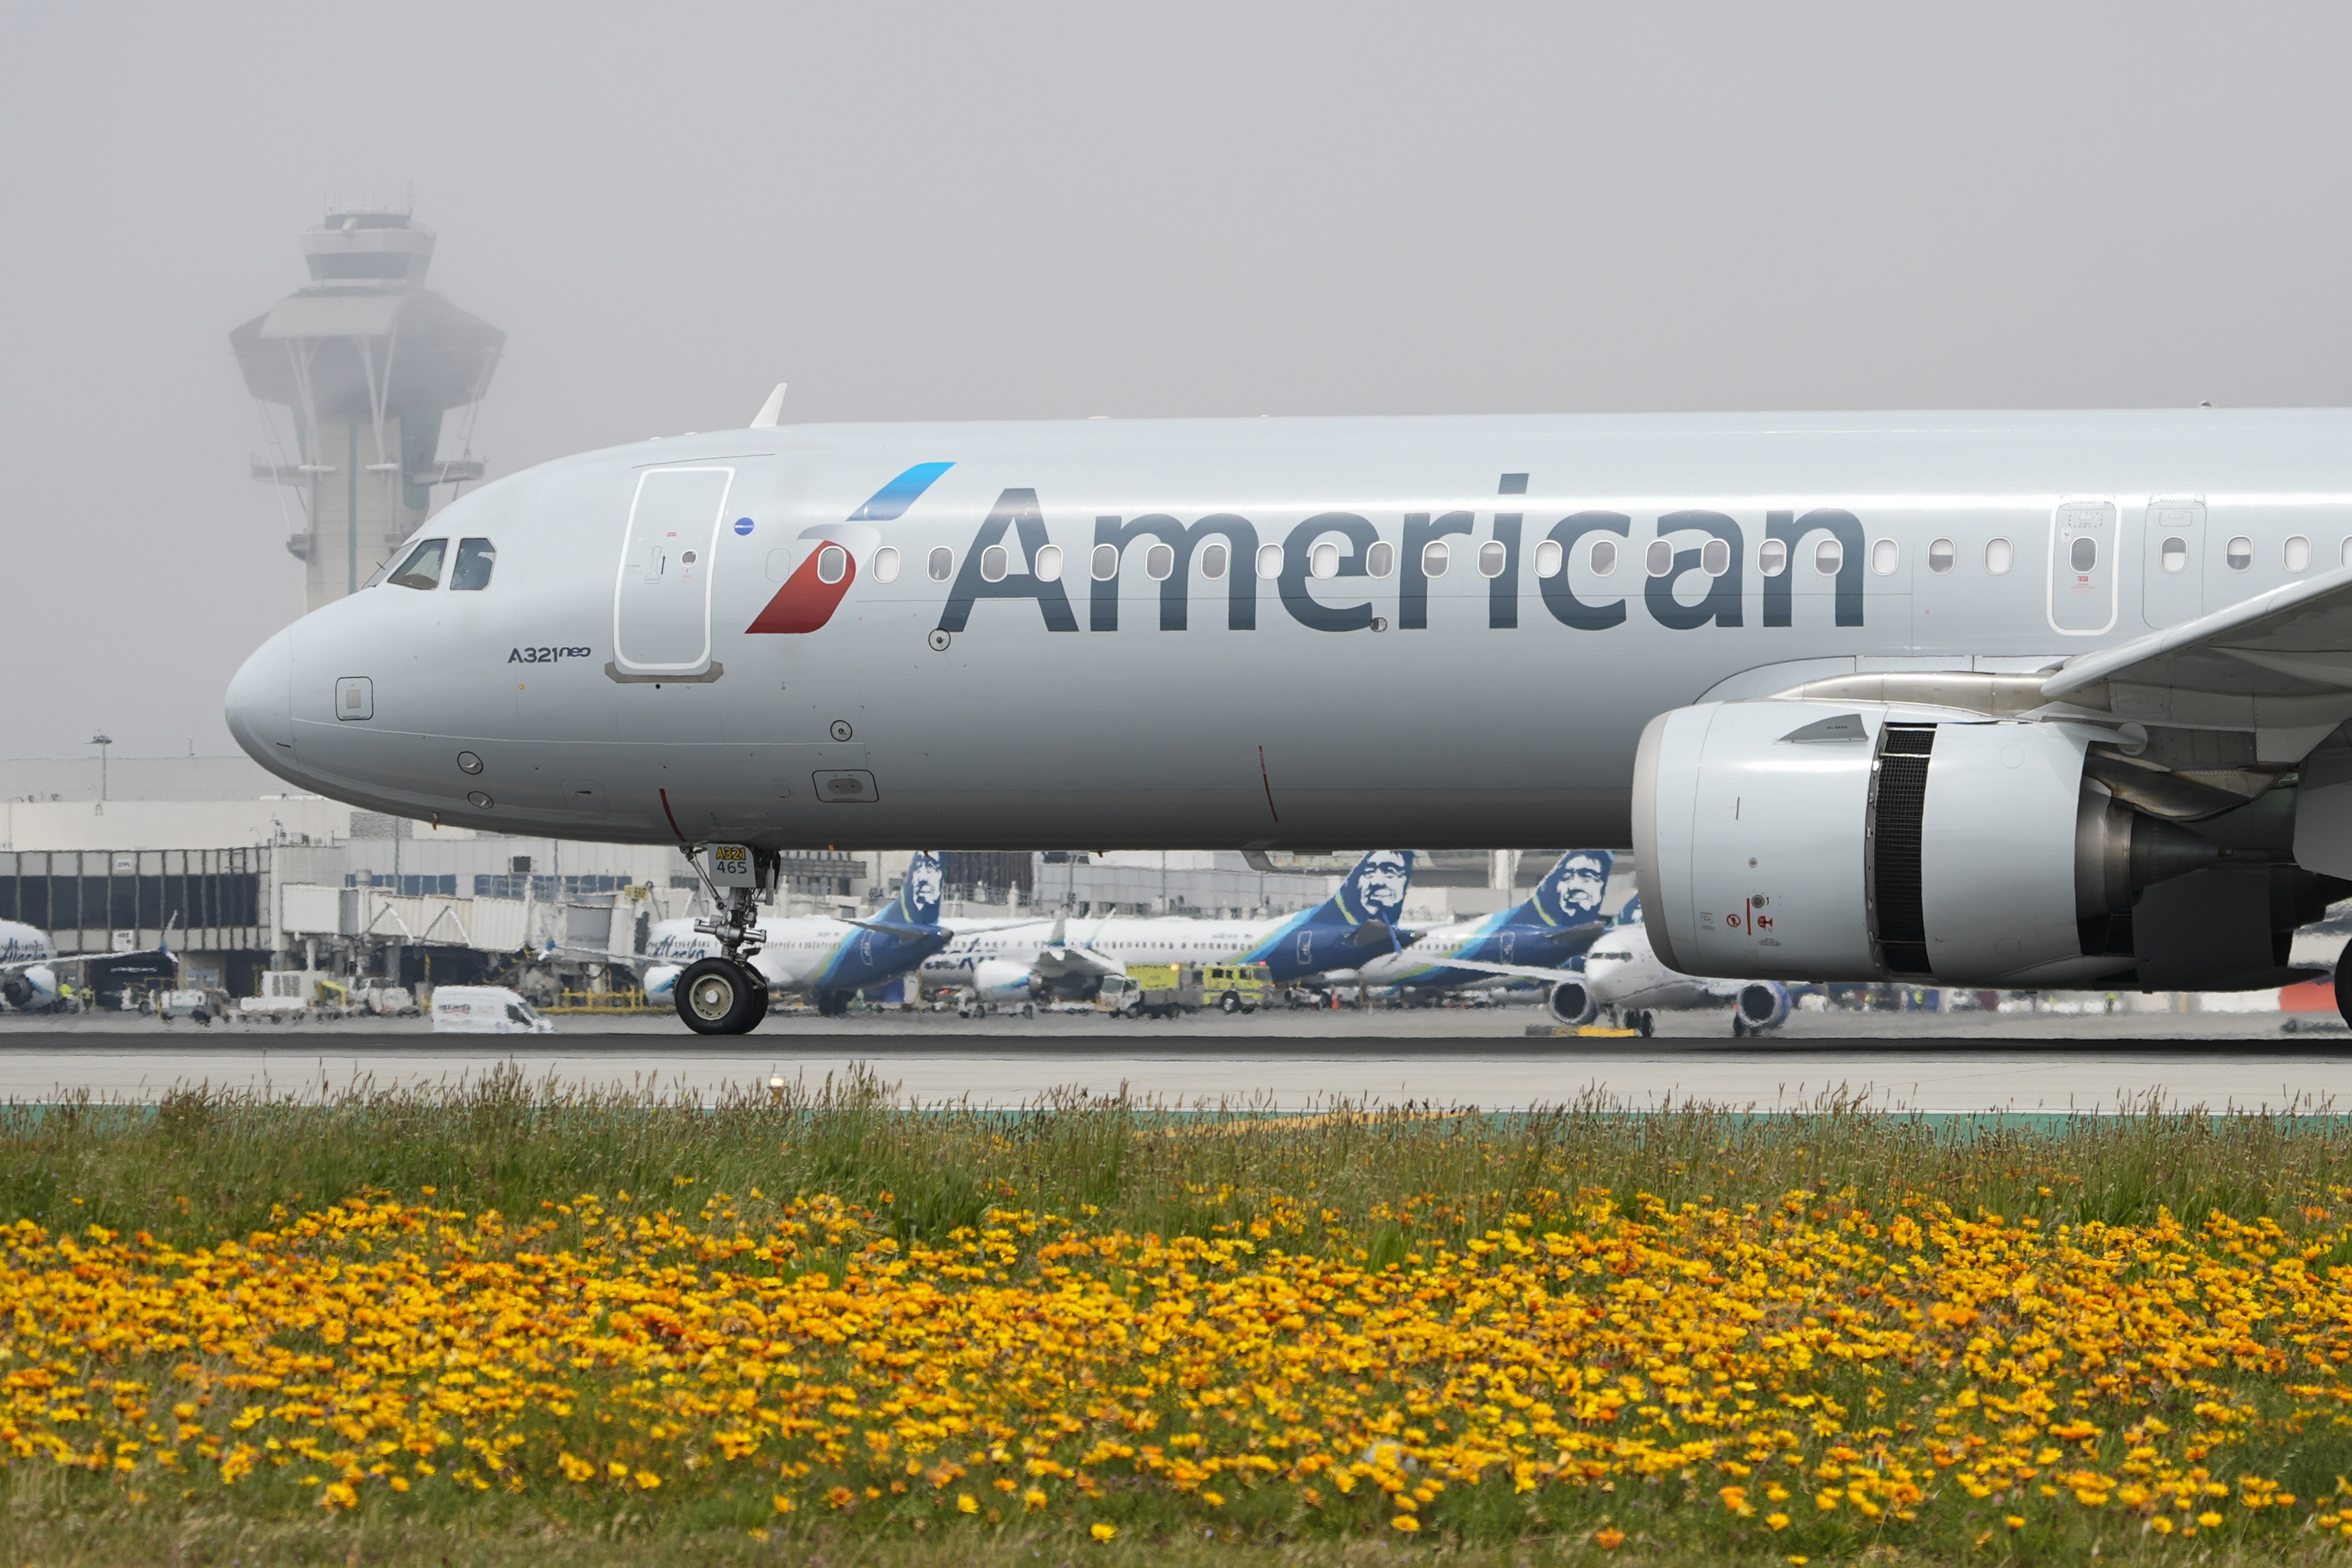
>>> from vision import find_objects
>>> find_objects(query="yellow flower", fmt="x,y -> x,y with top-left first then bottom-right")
773,1494 -> 795,1514
1766,1513 -> 1790,1530
557,1453 -> 595,1483
2199,1512 -> 2223,1527
1595,1527 -> 1625,1548
958,1493 -> 979,1514
321,1480 -> 358,1511
1090,1522 -> 1118,1542
2006,1516 -> 2026,1530
1201,1490 -> 1224,1506
2151,1516 -> 2174,1534
1024,1488 -> 1047,1510
634,1470 -> 661,1491
1391,1514 -> 1420,1532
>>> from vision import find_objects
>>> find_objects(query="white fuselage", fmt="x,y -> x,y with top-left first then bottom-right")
923,915 -> 1289,985
1579,920 -> 1733,1013
0,920 -> 61,1010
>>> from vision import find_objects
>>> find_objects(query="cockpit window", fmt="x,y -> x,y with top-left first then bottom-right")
388,537 -> 448,590
450,537 -> 497,591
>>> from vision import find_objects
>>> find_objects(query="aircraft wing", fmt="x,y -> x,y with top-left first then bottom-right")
2,929 -> 179,974
1436,958 -> 1581,985
553,943 -> 663,971
2041,564 -> 2352,759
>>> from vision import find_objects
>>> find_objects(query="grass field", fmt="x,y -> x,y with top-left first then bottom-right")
10,1069 -> 2352,1564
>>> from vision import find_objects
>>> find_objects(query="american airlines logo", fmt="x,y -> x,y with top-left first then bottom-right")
746,465 -> 1868,637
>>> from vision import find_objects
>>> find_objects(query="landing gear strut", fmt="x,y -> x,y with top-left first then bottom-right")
674,844 -> 775,1036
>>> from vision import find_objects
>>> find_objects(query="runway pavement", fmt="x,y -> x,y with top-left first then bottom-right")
2,1008 -> 2347,1112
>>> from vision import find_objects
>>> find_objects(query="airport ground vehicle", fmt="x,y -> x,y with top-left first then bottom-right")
1099,962 -> 1273,1017
430,986 -> 554,1034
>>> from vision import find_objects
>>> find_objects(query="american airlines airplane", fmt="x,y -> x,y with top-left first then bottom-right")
919,849 -> 1416,1004
224,406 -> 2352,1033
1341,850 -> 1613,998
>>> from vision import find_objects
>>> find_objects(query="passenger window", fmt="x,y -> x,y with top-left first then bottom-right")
1364,541 -> 1393,578
1699,538 -> 1729,577
1927,537 -> 1955,574
388,538 -> 447,591
1532,538 -> 1563,578
1146,544 -> 1175,581
1813,538 -> 1843,576
1201,541 -> 1230,580
872,546 -> 901,583
449,537 -> 496,591
2069,536 -> 2097,573
1310,542 -> 1340,580
2286,535 -> 2312,573
927,546 -> 954,582
2161,537 -> 2189,573
1479,540 -> 1509,578
1757,539 -> 1787,577
1589,537 -> 1617,576
1985,537 -> 2014,574
1423,541 -> 1451,578
1873,539 -> 1900,575
1255,544 -> 1284,579
1091,544 -> 1119,580
1645,540 -> 1674,577
2226,535 -> 2252,571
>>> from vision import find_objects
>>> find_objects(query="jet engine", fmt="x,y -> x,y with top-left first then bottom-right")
963,959 -> 1040,1004
642,965 -> 681,1005
1633,701 -> 2325,991
1733,982 -> 1791,1032
1,965 -> 56,1011
1545,978 -> 1599,1026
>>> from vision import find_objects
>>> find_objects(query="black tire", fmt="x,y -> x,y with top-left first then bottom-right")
750,985 -> 773,1027
1731,1015 -> 1746,1038
678,958 -> 763,1035
1635,1010 -> 1654,1038
1220,991 -> 1241,1014
2337,944 -> 2352,1030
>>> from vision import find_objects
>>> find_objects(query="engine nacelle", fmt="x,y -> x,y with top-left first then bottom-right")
965,959 -> 1038,1004
643,964 -> 681,1004
1735,981 -> 1791,1031
1633,700 -> 2286,989
1546,978 -> 1599,1026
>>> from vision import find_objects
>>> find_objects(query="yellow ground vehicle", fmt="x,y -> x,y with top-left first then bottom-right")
1096,962 -> 1272,1018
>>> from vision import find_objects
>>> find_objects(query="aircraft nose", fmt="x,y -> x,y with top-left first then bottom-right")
224,628 -> 296,767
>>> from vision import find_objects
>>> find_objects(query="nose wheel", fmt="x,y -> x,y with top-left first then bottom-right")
2337,937 -> 2352,1030
677,957 -> 766,1035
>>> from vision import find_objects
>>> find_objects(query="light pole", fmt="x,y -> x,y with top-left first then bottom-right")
90,733 -> 112,802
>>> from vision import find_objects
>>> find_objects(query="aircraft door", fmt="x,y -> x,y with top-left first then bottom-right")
613,466 -> 734,673
2140,499 -> 2206,629
2048,499 -> 2117,635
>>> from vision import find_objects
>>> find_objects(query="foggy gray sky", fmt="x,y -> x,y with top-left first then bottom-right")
6,2 -> 2352,760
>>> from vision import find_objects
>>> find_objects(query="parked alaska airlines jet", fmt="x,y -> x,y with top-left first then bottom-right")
225,406 -> 2352,1033
1549,897 -> 1792,1037
920,849 -> 1416,1003
0,921 -> 172,1013
1338,850 -> 1612,998
573,852 -> 964,1028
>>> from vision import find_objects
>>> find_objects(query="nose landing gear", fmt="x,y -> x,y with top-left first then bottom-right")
678,957 -> 766,1035
673,843 -> 776,1036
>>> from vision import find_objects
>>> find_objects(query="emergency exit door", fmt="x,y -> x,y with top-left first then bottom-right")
2048,499 -> 2118,635
613,467 -> 733,673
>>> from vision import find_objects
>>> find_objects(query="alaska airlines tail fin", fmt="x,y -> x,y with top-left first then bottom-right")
880,851 -> 945,929
1513,850 -> 1613,930
1302,850 -> 1416,930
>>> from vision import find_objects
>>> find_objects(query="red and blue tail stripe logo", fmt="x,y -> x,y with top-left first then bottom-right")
746,462 -> 952,635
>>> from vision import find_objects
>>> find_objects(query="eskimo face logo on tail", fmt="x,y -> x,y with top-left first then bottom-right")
746,462 -> 953,635
1536,850 -> 1612,927
899,852 -> 943,926
1339,850 -> 1413,926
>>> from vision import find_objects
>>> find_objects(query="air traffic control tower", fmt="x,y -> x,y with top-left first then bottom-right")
231,210 -> 505,610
